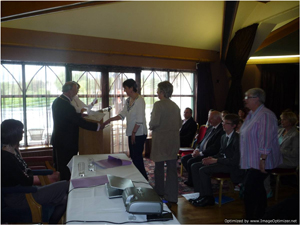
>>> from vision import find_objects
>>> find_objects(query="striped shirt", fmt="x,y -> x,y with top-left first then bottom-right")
239,104 -> 282,170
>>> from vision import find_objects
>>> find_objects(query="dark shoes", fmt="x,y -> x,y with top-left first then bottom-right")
189,195 -> 215,207
184,180 -> 193,187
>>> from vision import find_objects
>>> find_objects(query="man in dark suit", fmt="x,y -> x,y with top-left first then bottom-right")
181,111 -> 224,186
51,81 -> 100,180
180,108 -> 197,147
189,114 -> 245,207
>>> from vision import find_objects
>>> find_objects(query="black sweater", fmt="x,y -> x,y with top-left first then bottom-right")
1,150 -> 33,187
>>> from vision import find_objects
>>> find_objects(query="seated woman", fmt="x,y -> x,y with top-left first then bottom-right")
277,111 -> 299,168
1,119 -> 69,224
238,107 -> 249,121
264,111 -> 299,197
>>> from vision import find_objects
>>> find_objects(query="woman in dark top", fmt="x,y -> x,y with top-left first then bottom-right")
1,119 -> 69,224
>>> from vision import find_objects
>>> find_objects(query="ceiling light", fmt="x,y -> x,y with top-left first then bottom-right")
247,55 -> 300,64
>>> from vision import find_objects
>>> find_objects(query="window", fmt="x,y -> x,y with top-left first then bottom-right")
1,63 -> 66,146
1,62 -> 194,150
141,70 -> 168,127
169,71 -> 194,116
72,71 -> 102,111
141,70 -> 194,128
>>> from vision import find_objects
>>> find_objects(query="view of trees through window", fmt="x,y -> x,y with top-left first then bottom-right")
1,62 -> 194,153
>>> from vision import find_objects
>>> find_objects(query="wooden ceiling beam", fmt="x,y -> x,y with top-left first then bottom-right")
220,1 -> 239,62
255,17 -> 299,52
1,1 -> 116,22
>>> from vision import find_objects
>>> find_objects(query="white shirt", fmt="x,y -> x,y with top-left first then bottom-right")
118,95 -> 147,136
71,95 -> 94,113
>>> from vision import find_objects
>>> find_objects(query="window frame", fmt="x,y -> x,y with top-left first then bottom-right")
1,61 -> 195,149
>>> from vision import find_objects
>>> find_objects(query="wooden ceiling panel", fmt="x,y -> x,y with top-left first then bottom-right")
1,1 -> 115,21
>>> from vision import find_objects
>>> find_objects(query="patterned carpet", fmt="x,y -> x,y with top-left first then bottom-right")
143,157 -> 229,196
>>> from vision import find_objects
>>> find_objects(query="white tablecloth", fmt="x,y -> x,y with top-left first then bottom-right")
66,153 -> 179,224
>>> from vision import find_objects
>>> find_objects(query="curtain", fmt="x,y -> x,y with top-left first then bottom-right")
225,23 -> 259,114
261,64 -> 299,118
195,62 -> 215,125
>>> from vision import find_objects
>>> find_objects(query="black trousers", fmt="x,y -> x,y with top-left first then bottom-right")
128,135 -> 148,180
53,146 -> 77,181
192,163 -> 232,196
244,169 -> 270,220
181,153 -> 204,184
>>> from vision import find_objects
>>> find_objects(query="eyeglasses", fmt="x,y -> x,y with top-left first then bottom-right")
244,96 -> 257,100
222,122 -> 232,125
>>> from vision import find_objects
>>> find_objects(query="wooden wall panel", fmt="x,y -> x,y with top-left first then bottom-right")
1,28 -> 219,70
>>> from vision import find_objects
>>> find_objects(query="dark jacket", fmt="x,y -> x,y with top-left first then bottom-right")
198,123 -> 225,157
51,95 -> 98,157
180,117 -> 197,147
215,132 -> 245,183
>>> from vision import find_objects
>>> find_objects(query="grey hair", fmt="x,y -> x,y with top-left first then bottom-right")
62,82 -> 75,92
246,88 -> 266,104
158,81 -> 173,98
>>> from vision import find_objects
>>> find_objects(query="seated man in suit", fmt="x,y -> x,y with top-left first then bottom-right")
180,108 -> 197,147
189,114 -> 245,207
181,111 -> 224,186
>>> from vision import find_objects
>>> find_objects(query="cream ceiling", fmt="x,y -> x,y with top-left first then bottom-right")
1,1 -> 299,54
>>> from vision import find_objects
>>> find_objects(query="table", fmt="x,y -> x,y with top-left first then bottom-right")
66,153 -> 179,224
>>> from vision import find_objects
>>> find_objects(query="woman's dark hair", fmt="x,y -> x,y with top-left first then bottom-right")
123,79 -> 138,92
239,107 -> 250,119
1,119 -> 24,146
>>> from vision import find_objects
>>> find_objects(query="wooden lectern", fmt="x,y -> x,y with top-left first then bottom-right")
78,110 -> 110,155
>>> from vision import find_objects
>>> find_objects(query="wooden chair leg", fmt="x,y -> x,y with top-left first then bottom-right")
25,193 -> 42,223
180,164 -> 183,176
218,179 -> 224,207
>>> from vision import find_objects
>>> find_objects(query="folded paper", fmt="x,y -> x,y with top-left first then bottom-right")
93,155 -> 132,169
71,175 -> 108,188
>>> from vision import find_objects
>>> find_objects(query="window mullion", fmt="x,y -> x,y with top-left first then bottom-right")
22,64 -> 28,146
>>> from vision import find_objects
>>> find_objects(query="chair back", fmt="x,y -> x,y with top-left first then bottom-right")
28,129 -> 44,141
197,125 -> 207,142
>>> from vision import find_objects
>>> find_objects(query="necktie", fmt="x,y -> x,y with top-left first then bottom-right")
199,128 -> 215,151
226,136 -> 229,146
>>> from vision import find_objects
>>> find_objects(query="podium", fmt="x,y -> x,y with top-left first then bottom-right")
78,110 -> 110,155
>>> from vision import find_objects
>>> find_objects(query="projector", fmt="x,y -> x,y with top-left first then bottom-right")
122,187 -> 163,215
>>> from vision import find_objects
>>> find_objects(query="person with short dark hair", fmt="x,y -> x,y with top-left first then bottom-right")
149,81 -> 182,203
188,114 -> 244,207
180,107 -> 197,147
238,107 -> 250,121
1,119 -> 69,224
51,81 -> 101,180
102,79 -> 148,180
